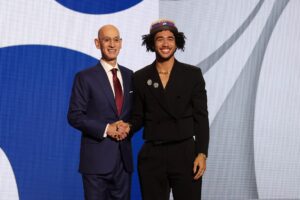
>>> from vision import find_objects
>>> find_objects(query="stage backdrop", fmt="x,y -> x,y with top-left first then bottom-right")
1,0 -> 300,199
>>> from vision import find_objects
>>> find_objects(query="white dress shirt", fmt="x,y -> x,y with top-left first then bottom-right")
100,59 -> 124,95
100,59 -> 124,137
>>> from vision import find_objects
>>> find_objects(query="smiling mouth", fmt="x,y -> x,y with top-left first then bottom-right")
161,49 -> 171,53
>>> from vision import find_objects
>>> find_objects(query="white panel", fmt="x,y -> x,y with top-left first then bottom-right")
0,0 -> 159,70
0,148 -> 19,200
254,0 -> 300,198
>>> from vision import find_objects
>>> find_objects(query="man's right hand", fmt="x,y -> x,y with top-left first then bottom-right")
106,121 -> 130,141
117,121 -> 130,135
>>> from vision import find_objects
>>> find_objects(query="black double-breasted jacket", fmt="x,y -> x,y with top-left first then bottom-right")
130,60 -> 209,155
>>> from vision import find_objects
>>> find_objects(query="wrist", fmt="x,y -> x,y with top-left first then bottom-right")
198,153 -> 207,160
107,123 -> 116,136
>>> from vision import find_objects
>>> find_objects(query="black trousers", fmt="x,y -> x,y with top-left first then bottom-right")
138,138 -> 202,200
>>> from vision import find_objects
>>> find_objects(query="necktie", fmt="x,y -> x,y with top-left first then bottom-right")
111,68 -> 123,116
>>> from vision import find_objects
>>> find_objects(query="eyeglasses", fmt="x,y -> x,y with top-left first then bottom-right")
100,37 -> 122,43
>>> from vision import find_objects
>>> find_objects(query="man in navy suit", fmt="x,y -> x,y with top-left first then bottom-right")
67,24 -> 133,200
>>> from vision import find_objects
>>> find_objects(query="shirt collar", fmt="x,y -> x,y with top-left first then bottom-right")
100,59 -> 119,73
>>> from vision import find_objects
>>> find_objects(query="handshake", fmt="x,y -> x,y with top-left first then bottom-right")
107,120 -> 131,141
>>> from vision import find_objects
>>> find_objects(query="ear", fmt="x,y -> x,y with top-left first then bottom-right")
120,38 -> 123,49
94,38 -> 100,49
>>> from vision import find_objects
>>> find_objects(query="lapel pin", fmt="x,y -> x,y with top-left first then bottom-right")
147,79 -> 153,86
153,82 -> 159,88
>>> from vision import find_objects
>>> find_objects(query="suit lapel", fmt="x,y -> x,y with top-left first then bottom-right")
164,60 -> 185,117
164,60 -> 180,92
119,66 -> 130,116
95,62 -> 118,116
146,62 -> 177,119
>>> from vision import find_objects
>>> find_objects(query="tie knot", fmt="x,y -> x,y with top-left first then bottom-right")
111,68 -> 118,75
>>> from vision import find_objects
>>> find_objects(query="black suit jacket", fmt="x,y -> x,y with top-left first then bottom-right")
130,60 -> 209,155
67,62 -> 134,174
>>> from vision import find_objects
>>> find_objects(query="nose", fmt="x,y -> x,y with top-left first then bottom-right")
162,39 -> 169,46
109,40 -> 115,47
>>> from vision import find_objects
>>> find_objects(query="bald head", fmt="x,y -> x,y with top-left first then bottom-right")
98,24 -> 120,39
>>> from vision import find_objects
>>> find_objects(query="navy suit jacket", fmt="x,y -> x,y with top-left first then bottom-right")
67,62 -> 133,174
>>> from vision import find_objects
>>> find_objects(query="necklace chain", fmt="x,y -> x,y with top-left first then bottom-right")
158,71 -> 169,75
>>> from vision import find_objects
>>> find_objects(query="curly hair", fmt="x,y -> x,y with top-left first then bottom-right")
142,30 -> 186,52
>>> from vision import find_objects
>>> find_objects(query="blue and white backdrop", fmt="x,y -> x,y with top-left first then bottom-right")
1,0 -> 299,199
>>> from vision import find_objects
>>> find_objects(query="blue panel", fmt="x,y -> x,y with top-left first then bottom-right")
55,0 -> 142,14
131,129 -> 143,200
0,45 -> 143,200
0,45 -> 96,199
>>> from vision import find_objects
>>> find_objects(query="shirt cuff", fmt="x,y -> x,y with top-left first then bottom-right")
103,124 -> 109,138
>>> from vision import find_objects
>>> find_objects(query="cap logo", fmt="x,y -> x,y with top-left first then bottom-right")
149,19 -> 178,34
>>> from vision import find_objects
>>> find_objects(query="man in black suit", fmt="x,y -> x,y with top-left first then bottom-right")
127,19 -> 209,200
67,24 -> 133,200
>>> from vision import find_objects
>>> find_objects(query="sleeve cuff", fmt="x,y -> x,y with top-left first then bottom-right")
103,124 -> 109,138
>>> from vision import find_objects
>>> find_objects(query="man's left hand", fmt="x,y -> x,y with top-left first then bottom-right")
193,153 -> 207,180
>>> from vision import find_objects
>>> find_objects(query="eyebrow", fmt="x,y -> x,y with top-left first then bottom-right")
101,36 -> 121,39
99,36 -> 122,42
155,35 -> 175,39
